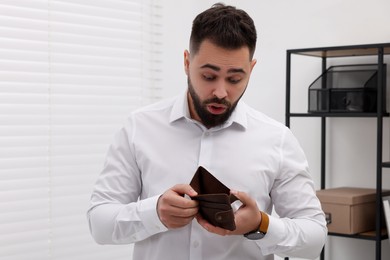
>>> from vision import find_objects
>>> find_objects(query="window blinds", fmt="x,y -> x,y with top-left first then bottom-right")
0,0 -> 162,259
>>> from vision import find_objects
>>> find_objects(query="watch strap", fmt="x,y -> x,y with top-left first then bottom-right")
259,211 -> 269,234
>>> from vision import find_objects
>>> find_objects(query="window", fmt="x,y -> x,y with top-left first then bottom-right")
0,0 -> 162,259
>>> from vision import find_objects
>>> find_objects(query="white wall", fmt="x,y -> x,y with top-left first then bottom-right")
160,0 -> 390,259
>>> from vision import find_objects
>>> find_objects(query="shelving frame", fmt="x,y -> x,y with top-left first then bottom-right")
285,42 -> 390,260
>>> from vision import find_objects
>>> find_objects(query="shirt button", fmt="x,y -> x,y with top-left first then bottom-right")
193,241 -> 199,248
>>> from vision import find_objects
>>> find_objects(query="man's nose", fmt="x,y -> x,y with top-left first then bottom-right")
212,81 -> 228,99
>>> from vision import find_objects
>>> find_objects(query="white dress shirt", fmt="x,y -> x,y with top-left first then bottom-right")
87,91 -> 327,260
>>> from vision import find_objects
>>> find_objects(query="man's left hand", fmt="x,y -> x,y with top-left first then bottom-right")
195,190 -> 262,236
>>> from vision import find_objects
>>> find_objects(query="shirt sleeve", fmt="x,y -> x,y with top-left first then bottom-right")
257,128 -> 327,259
86,117 -> 168,245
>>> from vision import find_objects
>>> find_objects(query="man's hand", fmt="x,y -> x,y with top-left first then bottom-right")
157,184 -> 199,229
196,190 -> 262,236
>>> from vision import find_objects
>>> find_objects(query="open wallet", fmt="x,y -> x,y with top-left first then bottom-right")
189,166 -> 238,231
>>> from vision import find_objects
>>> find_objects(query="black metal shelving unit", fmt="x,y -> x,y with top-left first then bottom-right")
285,43 -> 390,260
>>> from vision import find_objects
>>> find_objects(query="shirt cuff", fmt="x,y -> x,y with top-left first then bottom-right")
256,214 -> 286,254
138,194 -> 168,235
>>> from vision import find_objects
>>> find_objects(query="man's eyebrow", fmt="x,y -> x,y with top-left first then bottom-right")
227,68 -> 246,74
200,64 -> 246,74
200,64 -> 220,71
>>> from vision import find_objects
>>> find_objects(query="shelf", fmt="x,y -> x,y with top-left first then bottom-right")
328,229 -> 388,241
288,42 -> 390,58
286,42 -> 390,260
383,162 -> 390,168
288,112 -> 389,118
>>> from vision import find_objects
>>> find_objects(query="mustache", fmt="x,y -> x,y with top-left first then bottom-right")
204,97 -> 231,107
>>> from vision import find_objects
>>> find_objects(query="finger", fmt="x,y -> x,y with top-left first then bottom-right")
168,204 -> 199,218
157,194 -> 198,228
159,190 -> 198,211
167,215 -> 198,229
196,214 -> 229,236
230,190 -> 254,207
172,184 -> 198,197
169,193 -> 199,209
229,190 -> 262,235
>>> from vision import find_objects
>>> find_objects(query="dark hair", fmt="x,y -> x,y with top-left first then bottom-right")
189,3 -> 257,59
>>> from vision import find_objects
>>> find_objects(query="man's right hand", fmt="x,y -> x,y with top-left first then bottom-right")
157,184 -> 199,229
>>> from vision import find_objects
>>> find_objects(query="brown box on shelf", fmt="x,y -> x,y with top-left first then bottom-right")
316,187 -> 390,235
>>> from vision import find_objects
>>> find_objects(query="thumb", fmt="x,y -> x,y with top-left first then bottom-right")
230,190 -> 252,206
172,184 -> 198,197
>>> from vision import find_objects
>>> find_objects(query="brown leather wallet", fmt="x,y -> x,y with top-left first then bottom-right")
189,166 -> 238,231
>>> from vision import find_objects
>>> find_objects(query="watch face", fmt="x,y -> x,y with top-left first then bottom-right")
244,231 -> 266,240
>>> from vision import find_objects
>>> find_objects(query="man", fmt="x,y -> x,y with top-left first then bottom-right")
87,3 -> 327,260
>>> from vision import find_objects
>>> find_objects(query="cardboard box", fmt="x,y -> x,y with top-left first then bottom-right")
316,187 -> 390,235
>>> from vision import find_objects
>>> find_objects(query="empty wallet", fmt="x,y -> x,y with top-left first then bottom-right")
189,166 -> 238,231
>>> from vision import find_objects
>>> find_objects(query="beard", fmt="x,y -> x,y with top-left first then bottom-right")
187,77 -> 242,128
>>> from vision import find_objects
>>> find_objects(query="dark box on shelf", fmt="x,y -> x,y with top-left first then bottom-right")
316,187 -> 390,235
308,64 -> 387,113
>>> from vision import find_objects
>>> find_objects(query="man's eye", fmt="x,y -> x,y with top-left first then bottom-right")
203,74 -> 216,81
228,77 -> 241,84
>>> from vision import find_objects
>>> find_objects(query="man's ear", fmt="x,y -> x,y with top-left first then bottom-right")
184,50 -> 190,75
250,59 -> 257,72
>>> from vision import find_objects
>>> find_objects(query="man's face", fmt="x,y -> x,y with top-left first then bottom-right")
184,39 -> 256,128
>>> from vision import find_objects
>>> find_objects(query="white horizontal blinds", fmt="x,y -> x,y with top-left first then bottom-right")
0,1 -> 51,260
0,0 -> 162,260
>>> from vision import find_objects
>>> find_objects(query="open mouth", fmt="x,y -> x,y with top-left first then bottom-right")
207,103 -> 227,115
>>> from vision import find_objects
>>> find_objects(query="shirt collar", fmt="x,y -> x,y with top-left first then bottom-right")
169,90 -> 248,130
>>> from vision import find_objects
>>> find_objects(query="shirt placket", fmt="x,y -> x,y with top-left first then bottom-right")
189,223 -> 203,260
189,130 -> 214,260
198,130 -> 213,167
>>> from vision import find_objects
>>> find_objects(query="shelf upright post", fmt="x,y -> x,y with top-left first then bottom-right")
286,51 -> 292,128
320,57 -> 327,190
320,56 -> 327,260
284,51 -> 291,260
284,50 -> 292,260
375,46 -> 384,260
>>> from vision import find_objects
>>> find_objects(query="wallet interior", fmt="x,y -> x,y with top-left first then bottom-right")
189,166 -> 238,231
